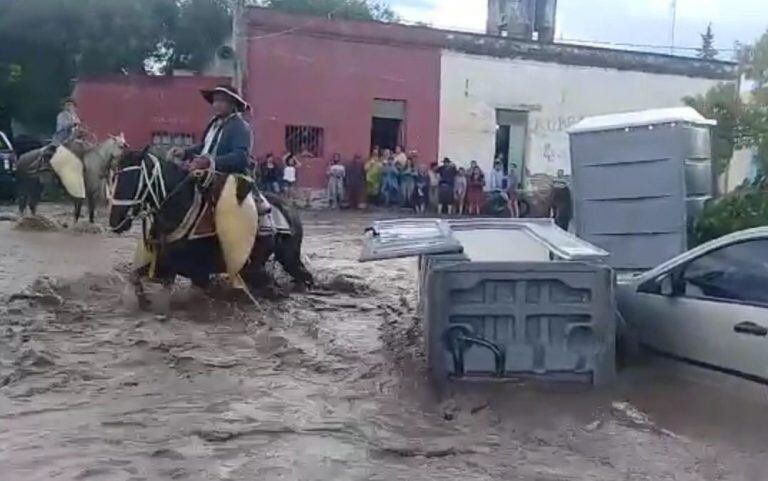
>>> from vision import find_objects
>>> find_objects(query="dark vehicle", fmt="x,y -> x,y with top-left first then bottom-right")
12,134 -> 45,156
0,131 -> 16,201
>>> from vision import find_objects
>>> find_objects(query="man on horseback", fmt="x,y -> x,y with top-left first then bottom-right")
169,85 -> 251,174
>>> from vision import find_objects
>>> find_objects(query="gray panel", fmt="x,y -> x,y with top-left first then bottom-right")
579,197 -> 683,234
360,219 -> 462,261
588,233 -> 684,270
685,160 -> 712,196
423,261 -> 615,385
373,99 -> 406,120
577,159 -> 679,200
570,121 -> 712,270
683,126 -> 712,159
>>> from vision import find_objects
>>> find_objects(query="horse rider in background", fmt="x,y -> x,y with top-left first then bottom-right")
39,98 -> 81,162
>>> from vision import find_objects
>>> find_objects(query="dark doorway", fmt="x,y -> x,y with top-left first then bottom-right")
495,109 -> 528,178
495,125 -> 511,172
371,99 -> 406,153
371,117 -> 401,152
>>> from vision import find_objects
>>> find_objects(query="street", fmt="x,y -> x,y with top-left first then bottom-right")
0,206 -> 767,480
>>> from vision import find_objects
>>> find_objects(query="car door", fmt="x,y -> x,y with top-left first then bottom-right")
630,239 -> 768,380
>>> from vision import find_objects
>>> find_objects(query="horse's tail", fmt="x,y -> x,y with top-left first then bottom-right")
263,191 -> 313,287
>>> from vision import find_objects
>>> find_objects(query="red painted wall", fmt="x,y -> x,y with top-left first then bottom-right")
246,15 -> 441,188
74,75 -> 229,149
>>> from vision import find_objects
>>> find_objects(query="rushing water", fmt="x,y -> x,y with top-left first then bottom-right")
1,206 -> 767,481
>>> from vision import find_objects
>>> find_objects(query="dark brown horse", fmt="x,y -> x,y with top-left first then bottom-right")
109,149 -> 312,308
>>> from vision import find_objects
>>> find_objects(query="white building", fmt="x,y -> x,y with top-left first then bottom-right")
438,49 -> 736,178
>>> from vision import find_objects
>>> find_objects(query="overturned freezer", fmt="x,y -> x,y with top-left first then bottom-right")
361,218 -> 616,385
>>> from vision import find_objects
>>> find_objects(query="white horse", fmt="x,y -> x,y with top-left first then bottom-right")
17,133 -> 128,223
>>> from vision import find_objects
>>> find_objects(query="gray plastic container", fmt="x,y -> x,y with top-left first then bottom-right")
362,218 -> 615,385
568,107 -> 715,271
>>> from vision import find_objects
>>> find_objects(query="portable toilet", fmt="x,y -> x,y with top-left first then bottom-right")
360,218 -> 615,386
568,107 -> 715,271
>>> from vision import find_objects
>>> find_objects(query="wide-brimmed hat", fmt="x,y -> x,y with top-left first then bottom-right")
200,85 -> 250,112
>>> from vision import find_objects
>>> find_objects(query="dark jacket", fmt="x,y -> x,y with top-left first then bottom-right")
186,114 -> 251,173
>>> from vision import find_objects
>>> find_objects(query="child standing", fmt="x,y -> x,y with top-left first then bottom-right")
282,153 -> 301,201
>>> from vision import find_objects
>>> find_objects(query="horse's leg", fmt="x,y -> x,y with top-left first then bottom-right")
242,235 -> 284,298
87,191 -> 96,224
73,198 -> 83,224
30,179 -> 42,216
153,275 -> 176,316
129,268 -> 151,311
17,176 -> 28,216
274,235 -> 314,289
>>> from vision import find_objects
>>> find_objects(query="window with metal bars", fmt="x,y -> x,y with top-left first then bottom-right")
285,125 -> 324,157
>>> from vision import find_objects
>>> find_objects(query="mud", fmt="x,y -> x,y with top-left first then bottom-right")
1,205 -> 767,481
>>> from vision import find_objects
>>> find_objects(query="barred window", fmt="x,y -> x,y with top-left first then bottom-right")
285,125 -> 324,157
151,131 -> 195,148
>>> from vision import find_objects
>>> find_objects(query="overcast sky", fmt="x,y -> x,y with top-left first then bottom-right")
391,0 -> 767,59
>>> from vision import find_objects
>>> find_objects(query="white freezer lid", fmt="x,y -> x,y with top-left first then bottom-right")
568,106 -> 716,135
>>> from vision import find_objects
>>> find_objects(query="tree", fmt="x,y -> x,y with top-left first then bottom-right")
168,0 -> 233,72
697,23 -> 718,60
683,83 -> 741,175
0,0 -> 232,132
263,0 -> 398,22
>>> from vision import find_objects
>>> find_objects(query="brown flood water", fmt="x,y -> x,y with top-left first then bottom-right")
1,205 -> 768,481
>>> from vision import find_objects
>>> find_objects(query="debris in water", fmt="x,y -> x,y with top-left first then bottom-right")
14,215 -> 59,232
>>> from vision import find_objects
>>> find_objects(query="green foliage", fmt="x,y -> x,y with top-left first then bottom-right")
263,0 -> 398,22
170,0 -> 233,71
693,183 -> 768,245
0,0 -> 232,133
683,83 -> 740,175
697,23 -> 718,60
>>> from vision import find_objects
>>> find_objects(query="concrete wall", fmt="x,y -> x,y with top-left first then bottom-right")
439,51 -> 729,177
246,27 -> 441,188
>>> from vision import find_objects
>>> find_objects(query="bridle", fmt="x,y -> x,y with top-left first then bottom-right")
109,153 -> 168,232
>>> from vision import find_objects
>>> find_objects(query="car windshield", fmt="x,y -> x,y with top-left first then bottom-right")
0,133 -> 11,151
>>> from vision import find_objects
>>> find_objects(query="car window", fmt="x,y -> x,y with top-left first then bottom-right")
0,133 -> 11,151
682,239 -> 768,306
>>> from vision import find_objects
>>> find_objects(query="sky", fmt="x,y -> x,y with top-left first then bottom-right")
390,0 -> 767,59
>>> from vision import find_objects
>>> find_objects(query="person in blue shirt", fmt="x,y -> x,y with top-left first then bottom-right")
170,85 -> 252,174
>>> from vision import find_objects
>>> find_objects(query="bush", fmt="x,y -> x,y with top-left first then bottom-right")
693,184 -> 768,245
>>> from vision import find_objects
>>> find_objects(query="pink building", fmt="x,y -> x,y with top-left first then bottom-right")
244,8 -> 442,188
74,75 -> 228,150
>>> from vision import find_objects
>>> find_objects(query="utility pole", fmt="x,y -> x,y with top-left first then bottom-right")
669,0 -> 677,55
233,0 -> 245,92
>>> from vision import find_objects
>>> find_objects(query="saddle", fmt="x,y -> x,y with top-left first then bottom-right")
167,174 -> 291,243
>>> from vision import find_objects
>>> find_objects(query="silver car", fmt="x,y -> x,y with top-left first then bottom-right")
617,227 -> 768,381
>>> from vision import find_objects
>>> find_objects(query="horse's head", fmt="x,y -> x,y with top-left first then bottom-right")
109,146 -> 155,233
106,133 -> 129,169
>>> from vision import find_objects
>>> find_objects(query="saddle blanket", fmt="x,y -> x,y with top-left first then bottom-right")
167,184 -> 290,243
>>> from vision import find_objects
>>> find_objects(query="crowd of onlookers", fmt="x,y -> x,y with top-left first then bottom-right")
251,146 -> 523,216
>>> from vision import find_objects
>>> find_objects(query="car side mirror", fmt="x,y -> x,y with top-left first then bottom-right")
639,270 -> 685,296
659,274 -> 675,296
659,271 -> 686,296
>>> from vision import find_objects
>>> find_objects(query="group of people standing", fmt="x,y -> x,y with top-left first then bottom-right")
255,145 -> 523,217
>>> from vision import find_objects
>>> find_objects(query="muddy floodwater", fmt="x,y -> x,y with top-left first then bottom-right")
1,205 -> 768,481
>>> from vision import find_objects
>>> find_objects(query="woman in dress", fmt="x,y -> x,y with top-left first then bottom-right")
365,146 -> 382,205
454,167 -> 468,215
466,161 -> 486,216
